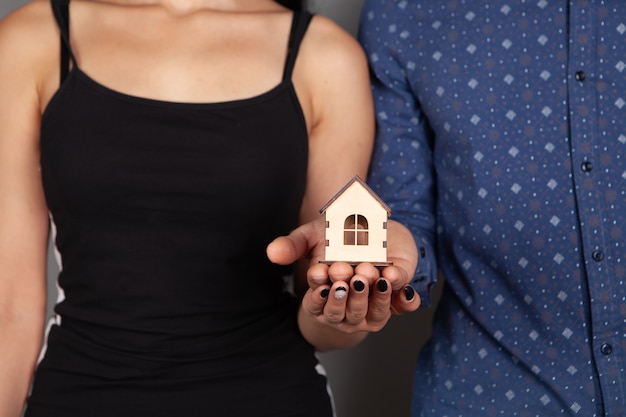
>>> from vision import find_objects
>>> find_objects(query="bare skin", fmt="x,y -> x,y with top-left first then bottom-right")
0,0 -> 420,414
267,217 -> 420,351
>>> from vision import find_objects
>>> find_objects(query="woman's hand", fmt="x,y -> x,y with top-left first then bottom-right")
267,218 -> 421,350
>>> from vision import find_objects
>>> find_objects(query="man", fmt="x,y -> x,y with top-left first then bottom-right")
359,1 -> 626,416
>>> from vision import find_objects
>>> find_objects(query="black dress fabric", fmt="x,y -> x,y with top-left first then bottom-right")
25,1 -> 332,416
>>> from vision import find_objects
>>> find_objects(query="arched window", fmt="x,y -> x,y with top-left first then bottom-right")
344,214 -> 368,246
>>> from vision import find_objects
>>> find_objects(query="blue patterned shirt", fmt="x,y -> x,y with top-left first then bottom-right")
359,1 -> 626,416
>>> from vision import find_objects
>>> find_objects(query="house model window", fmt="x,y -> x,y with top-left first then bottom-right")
319,176 -> 392,266
344,214 -> 369,246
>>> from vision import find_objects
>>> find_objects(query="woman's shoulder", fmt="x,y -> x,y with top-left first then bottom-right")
0,0 -> 59,62
297,13 -> 369,90
305,13 -> 366,63
292,12 -> 372,135
0,0 -> 63,111
0,0 -> 55,32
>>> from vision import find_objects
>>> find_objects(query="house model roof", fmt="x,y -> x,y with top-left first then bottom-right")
319,175 -> 392,215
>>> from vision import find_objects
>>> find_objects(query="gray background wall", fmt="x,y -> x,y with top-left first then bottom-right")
0,1 -> 439,416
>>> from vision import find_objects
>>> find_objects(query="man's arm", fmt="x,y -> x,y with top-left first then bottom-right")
358,0 -> 439,305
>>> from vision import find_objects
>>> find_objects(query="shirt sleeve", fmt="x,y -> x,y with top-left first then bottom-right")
358,2 -> 439,305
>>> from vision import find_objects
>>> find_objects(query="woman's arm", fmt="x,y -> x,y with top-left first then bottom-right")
286,15 -> 419,351
0,3 -> 56,414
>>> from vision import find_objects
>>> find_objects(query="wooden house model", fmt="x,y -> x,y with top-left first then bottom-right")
319,176 -> 392,266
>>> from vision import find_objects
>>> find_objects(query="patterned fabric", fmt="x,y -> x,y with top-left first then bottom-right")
359,1 -> 626,416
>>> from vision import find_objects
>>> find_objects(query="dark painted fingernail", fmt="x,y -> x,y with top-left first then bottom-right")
404,285 -> 415,301
320,288 -> 330,298
377,279 -> 388,292
353,279 -> 365,292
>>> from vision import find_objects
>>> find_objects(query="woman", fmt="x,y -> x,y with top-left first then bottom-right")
0,0 -> 420,415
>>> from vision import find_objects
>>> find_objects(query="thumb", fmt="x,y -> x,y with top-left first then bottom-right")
266,221 -> 321,265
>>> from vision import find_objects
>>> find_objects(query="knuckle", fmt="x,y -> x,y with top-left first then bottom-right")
324,310 -> 345,324
371,303 -> 389,316
346,310 -> 366,325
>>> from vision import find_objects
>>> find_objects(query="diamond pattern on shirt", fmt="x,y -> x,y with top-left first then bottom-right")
359,0 -> 626,415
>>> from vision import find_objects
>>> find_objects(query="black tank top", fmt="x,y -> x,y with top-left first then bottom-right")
26,1 -> 332,416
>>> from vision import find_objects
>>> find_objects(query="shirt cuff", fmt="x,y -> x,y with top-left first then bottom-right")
409,238 -> 438,307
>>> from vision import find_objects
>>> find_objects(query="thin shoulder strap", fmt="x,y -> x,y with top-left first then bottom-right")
282,10 -> 314,81
50,0 -> 75,83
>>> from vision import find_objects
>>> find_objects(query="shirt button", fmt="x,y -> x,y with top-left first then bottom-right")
601,343 -> 613,355
592,250 -> 604,262
575,71 -> 586,81
581,161 -> 593,172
